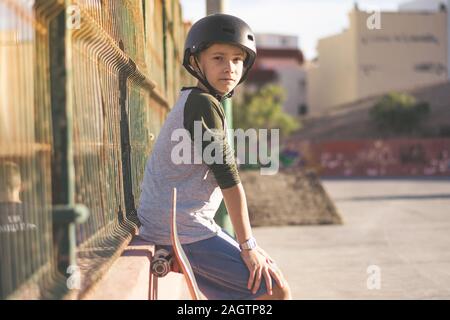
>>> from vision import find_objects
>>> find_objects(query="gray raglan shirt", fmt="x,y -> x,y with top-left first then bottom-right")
137,87 -> 240,245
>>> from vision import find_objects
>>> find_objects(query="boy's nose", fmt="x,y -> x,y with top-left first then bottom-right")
223,60 -> 235,74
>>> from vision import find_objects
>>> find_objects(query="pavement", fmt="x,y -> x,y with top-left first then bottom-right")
253,178 -> 450,299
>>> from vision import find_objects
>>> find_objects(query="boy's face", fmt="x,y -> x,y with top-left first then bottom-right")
190,43 -> 246,95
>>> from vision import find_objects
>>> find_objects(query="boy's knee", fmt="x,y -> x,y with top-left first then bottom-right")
257,281 -> 291,300
272,282 -> 291,300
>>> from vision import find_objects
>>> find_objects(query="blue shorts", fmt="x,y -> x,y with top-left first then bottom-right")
157,228 -> 273,300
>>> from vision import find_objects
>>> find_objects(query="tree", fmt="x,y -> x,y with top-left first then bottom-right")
232,85 -> 300,169
233,84 -> 300,138
369,92 -> 430,134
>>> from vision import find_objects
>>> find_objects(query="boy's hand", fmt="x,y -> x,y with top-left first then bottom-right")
240,247 -> 284,295
256,246 -> 275,263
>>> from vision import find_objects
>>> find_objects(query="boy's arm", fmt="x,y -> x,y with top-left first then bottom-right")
220,182 -> 252,244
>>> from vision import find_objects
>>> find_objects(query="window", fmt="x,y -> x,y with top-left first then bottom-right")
298,104 -> 308,116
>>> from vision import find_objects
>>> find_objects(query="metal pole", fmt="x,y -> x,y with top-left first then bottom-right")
206,0 -> 227,13
48,1 -> 89,278
206,0 -> 235,237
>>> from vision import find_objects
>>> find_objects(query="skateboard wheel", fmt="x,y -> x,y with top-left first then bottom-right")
151,249 -> 173,277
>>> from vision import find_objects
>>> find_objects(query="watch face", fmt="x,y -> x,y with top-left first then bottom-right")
241,237 -> 257,250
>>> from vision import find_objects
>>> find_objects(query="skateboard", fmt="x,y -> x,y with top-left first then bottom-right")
170,187 -> 202,300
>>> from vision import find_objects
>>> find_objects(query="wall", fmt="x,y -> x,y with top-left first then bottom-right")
288,138 -> 450,177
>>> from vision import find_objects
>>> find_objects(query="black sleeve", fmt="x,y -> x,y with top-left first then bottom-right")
183,92 -> 240,189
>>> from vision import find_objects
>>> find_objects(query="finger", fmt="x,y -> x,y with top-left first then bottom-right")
263,267 -> 273,295
252,267 -> 262,294
269,265 -> 284,289
247,266 -> 256,290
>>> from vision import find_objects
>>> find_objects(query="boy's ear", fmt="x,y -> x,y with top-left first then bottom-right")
189,55 -> 195,69
189,55 -> 201,73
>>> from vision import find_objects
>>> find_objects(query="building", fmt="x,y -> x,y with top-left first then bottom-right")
307,5 -> 448,115
0,30 -> 34,156
399,0 -> 448,11
236,33 -> 307,117
255,33 -> 298,49
399,0 -> 450,80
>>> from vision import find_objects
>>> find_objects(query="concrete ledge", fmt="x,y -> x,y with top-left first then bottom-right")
157,272 -> 191,300
83,235 -> 190,300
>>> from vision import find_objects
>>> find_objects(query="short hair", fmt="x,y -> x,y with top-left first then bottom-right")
0,161 -> 21,193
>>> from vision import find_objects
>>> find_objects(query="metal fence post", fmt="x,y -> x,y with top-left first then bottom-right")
215,97 -> 235,237
49,5 -> 89,277
118,40 -> 137,219
207,0 -> 235,237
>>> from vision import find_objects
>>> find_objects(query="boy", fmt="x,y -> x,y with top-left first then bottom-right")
138,14 -> 291,300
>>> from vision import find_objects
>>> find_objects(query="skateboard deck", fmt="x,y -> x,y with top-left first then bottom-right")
170,187 -> 202,300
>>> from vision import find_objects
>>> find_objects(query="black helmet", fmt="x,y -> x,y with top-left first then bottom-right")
182,14 -> 257,100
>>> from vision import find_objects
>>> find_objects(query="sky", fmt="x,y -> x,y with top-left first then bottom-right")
1,0 -> 438,59
179,0 -> 415,60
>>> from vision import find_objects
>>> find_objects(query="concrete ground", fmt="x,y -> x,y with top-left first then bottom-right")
253,178 -> 450,299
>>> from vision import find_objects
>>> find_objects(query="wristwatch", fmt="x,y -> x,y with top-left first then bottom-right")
239,236 -> 257,250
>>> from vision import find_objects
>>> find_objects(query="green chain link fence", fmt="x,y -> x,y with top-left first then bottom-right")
0,0 -> 193,299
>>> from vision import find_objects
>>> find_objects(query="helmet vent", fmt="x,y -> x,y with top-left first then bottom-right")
247,34 -> 254,41
222,27 -> 235,34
